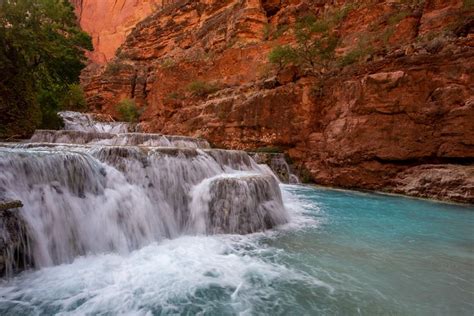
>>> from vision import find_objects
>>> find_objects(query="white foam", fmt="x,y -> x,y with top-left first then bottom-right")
0,206 -> 330,315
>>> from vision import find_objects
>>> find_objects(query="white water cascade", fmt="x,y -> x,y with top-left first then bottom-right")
0,112 -> 288,273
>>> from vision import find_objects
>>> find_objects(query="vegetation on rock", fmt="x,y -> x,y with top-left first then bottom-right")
116,98 -> 141,122
61,84 -> 88,112
269,13 -> 340,77
187,80 -> 220,97
0,0 -> 92,138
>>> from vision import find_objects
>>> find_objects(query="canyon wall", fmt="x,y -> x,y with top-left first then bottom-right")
78,0 -> 474,203
71,0 -> 176,63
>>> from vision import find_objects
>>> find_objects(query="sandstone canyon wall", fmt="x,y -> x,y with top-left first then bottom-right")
78,0 -> 474,203
72,0 -> 175,63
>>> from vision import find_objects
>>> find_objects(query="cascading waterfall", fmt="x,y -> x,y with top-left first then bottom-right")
0,112 -> 288,273
58,111 -> 132,133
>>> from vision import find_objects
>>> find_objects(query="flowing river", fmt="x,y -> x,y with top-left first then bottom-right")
0,112 -> 472,315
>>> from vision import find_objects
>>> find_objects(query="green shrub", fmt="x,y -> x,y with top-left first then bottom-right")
187,81 -> 219,97
340,47 -> 370,66
268,13 -> 340,77
273,24 -> 289,39
387,10 -> 409,26
332,3 -> 356,24
254,146 -> 283,153
262,23 -> 272,40
105,62 -> 127,75
37,88 -> 64,130
268,45 -> 298,70
165,91 -> 185,102
116,98 -> 140,122
340,37 -> 374,67
61,84 -> 87,112
160,58 -> 176,69
463,0 -> 474,9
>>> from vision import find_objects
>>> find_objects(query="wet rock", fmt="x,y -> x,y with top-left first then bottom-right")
249,152 -> 298,183
193,175 -> 288,234
0,199 -> 33,277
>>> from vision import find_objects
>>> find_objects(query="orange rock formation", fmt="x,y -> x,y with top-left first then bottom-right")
77,0 -> 474,203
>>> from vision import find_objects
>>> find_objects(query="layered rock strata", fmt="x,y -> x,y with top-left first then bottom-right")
78,0 -> 474,203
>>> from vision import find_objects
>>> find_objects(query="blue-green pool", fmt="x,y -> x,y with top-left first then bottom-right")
0,185 -> 473,315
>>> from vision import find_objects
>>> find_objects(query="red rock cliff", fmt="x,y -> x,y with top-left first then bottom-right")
71,0 -> 175,63
79,0 -> 474,203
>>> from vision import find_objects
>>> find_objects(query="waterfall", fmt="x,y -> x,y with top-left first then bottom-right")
58,111 -> 132,133
0,112 -> 288,273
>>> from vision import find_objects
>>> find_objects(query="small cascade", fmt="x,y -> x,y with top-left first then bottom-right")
30,130 -> 211,148
59,111 -> 133,133
188,174 -> 287,234
0,112 -> 289,275
250,152 -> 300,184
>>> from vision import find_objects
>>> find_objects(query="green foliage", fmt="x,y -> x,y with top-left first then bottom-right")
165,91 -> 184,102
37,86 -> 64,129
332,3 -> 356,24
268,45 -> 297,70
298,167 -> 313,184
160,58 -> 176,69
105,62 -> 128,75
253,146 -> 283,153
273,24 -> 289,39
61,84 -> 87,112
187,80 -> 219,97
168,92 -> 183,100
262,23 -> 272,40
340,43 -> 374,67
463,0 -> 474,9
387,10 -> 409,26
0,0 -> 92,138
116,99 -> 141,123
462,0 -> 474,11
381,27 -> 396,47
268,9 -> 349,76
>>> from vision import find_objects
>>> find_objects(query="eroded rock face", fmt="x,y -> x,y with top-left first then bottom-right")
71,0 -> 171,63
78,0 -> 474,203
391,165 -> 474,204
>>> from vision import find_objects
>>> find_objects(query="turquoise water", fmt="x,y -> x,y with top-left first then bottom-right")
0,185 -> 473,315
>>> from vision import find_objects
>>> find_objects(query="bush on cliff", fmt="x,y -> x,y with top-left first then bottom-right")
116,99 -> 141,123
187,80 -> 220,97
268,12 -> 343,77
0,0 -> 92,138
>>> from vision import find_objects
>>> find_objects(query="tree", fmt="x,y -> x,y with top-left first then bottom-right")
61,84 -> 87,112
268,45 -> 297,73
0,0 -> 92,138
268,12 -> 342,77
